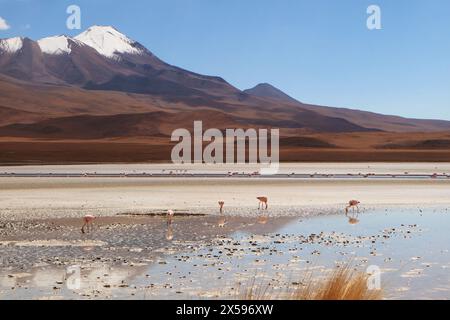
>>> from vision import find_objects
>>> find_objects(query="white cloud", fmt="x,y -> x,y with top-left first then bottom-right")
0,17 -> 11,30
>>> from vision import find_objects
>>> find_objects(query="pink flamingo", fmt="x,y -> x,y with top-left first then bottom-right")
218,201 -> 225,214
257,196 -> 268,210
81,215 -> 96,234
167,209 -> 174,225
345,200 -> 360,214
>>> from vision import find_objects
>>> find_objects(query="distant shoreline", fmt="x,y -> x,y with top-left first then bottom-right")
0,173 -> 449,180
1,170 -> 449,220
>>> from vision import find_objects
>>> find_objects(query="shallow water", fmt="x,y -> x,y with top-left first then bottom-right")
0,207 -> 449,300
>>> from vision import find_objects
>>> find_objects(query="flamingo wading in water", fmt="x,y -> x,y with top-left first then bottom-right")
218,201 -> 225,214
257,197 -> 268,210
81,215 -> 96,234
345,200 -> 360,214
167,209 -> 174,225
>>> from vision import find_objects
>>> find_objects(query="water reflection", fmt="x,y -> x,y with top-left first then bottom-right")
217,217 -> 227,228
345,211 -> 360,225
257,204 -> 270,224
0,262 -> 147,295
166,224 -> 174,241
257,216 -> 269,224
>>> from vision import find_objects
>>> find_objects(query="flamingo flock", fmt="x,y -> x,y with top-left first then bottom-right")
81,196 -> 362,233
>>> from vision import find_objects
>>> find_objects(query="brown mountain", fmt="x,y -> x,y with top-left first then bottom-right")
243,83 -> 450,133
0,25 -> 450,149
0,74 -> 375,135
244,83 -> 300,104
0,109 -> 240,139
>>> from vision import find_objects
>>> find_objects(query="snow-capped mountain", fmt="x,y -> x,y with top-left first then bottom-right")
37,35 -> 83,55
32,26 -> 148,58
0,37 -> 24,54
0,25 -> 237,95
74,25 -> 146,58
0,26 -> 147,59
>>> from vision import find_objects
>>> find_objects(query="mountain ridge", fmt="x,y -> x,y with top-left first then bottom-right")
1,25 -> 450,137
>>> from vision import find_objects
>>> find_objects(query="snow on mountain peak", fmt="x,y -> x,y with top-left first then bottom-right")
74,25 -> 144,58
0,37 -> 24,53
37,35 -> 81,55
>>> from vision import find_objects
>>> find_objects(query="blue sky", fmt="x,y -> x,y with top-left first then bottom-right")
1,0 -> 450,120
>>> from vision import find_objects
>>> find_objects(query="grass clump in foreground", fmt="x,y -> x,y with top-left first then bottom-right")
242,265 -> 383,300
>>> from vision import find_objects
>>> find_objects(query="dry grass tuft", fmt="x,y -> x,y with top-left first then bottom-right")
241,265 -> 383,300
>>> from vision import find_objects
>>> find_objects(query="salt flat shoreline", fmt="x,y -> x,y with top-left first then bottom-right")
1,163 -> 449,220
1,177 -> 449,220
1,173 -> 449,180
3,162 -> 450,174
